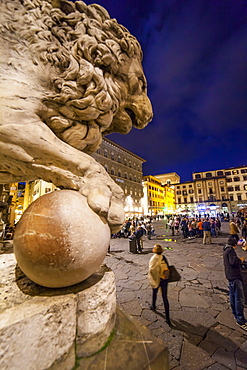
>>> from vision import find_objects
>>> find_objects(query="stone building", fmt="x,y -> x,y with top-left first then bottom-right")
155,172 -> 180,186
174,165 -> 247,216
142,175 -> 175,216
92,138 -> 145,218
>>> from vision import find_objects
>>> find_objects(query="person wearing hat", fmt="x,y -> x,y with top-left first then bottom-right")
223,236 -> 247,331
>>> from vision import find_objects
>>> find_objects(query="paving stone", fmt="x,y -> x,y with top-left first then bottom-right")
121,300 -> 143,316
179,287 -> 210,308
207,363 -> 230,369
158,330 -> 184,360
235,348 -> 247,369
182,267 -> 198,280
183,332 -> 202,346
198,339 -> 219,356
172,309 -> 216,336
117,291 -> 136,303
212,348 -> 236,369
180,341 -> 215,370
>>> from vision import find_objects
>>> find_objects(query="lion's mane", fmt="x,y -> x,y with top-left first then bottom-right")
1,0 -> 143,152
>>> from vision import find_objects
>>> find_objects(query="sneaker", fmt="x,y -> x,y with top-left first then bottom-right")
236,322 -> 247,331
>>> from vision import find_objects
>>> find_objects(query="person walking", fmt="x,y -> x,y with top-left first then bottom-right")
203,218 -> 212,244
169,217 -> 175,236
134,226 -> 144,253
148,244 -> 171,325
230,219 -> 240,243
223,236 -> 247,331
197,219 -> 203,238
146,222 -> 152,240
241,220 -> 247,240
174,218 -> 180,234
181,217 -> 188,238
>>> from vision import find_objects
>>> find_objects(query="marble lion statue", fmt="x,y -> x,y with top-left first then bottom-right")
0,0 -> 152,232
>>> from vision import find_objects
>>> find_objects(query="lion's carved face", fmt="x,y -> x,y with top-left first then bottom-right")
1,0 -> 152,154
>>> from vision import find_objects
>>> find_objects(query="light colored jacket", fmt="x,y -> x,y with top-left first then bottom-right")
230,221 -> 239,235
148,254 -> 163,289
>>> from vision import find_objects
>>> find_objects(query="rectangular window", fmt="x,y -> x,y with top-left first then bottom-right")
235,186 -> 240,191
230,195 -> 234,201
226,178 -> 232,182
237,194 -> 242,201
190,197 -> 194,203
184,197 -> 187,203
198,189 -> 202,194
178,197 -> 181,204
220,187 -> 225,192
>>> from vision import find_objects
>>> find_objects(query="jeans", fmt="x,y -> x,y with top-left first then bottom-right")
152,279 -> 170,322
229,279 -> 246,325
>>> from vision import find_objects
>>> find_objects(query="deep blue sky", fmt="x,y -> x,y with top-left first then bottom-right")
83,0 -> 247,182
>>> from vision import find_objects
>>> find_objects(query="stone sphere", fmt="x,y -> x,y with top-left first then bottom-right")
13,190 -> 110,288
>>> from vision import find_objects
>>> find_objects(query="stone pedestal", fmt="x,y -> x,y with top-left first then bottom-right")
1,243 -> 169,370
0,244 -> 116,370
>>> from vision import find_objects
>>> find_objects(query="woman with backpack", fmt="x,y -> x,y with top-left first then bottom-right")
148,244 -> 171,325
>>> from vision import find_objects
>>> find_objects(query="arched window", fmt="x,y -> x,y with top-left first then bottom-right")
217,171 -> 224,176
111,168 -> 115,175
104,165 -> 108,172
111,152 -> 115,160
206,172 -> 212,177
118,170 -> 121,177
118,156 -> 121,163
195,174 -> 201,179
129,174 -> 132,181
104,149 -> 108,158
124,172 -> 128,179
124,159 -> 127,166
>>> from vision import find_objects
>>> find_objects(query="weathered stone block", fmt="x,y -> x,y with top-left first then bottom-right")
0,295 -> 77,370
76,269 -> 116,357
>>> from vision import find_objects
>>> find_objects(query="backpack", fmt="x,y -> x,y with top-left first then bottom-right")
160,256 -> 170,280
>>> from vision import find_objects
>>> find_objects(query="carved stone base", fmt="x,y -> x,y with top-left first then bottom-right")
1,244 -> 169,369
0,247 -> 116,369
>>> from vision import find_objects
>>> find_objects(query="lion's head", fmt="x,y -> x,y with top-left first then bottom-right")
1,0 -> 152,153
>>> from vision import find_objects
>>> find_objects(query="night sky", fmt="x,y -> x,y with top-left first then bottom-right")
84,0 -> 247,182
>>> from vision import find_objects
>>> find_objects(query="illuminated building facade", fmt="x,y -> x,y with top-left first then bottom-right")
142,175 -> 175,216
92,138 -> 145,218
174,165 -> 247,215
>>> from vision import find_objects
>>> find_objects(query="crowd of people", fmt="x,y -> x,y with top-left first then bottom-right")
166,213 -> 247,247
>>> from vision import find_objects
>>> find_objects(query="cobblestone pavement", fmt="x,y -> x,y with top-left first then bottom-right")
104,220 -> 247,370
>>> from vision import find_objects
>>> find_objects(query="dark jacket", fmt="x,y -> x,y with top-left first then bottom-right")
223,245 -> 243,281
203,221 -> 211,232
135,228 -> 144,239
